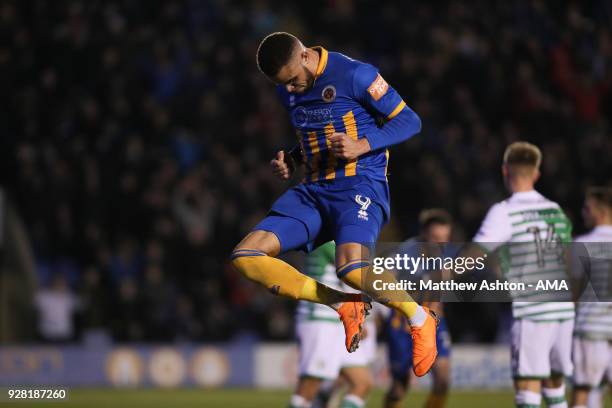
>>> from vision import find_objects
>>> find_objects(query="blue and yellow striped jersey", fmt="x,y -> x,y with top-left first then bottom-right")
276,47 -> 417,183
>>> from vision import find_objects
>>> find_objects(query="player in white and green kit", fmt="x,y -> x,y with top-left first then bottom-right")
570,187 -> 612,408
473,142 -> 574,408
289,241 -> 378,408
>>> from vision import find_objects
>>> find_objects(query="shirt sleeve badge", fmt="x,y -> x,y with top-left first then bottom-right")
367,74 -> 389,101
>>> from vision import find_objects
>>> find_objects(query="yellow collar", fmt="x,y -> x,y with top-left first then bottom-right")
312,46 -> 328,78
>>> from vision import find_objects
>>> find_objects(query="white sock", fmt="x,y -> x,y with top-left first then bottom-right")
409,305 -> 427,327
543,385 -> 567,408
587,387 -> 603,408
516,390 -> 542,407
289,394 -> 311,408
340,394 -> 364,408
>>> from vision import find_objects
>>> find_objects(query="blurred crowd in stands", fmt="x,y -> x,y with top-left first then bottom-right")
0,0 -> 611,344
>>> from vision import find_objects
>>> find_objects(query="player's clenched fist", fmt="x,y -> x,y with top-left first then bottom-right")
270,150 -> 292,180
329,133 -> 371,160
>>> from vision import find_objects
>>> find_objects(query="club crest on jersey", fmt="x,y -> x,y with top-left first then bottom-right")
322,85 -> 336,102
355,195 -> 372,221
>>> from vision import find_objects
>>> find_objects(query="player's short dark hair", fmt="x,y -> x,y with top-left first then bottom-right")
256,32 -> 299,77
586,186 -> 612,209
419,208 -> 452,230
503,142 -> 542,169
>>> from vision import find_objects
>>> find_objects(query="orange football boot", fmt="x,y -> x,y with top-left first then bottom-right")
337,300 -> 371,352
411,306 -> 439,377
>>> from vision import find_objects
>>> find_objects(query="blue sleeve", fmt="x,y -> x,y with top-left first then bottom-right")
352,63 -> 422,151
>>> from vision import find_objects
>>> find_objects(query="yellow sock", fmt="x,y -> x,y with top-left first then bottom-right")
231,249 -> 355,305
342,266 -> 419,319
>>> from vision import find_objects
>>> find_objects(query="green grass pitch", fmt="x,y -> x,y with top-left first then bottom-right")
21,388 -> 612,408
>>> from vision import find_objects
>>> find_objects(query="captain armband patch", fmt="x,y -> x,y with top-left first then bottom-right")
367,73 -> 389,101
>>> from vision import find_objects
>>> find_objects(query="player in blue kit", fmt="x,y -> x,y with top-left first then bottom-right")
231,32 -> 438,377
384,209 -> 453,408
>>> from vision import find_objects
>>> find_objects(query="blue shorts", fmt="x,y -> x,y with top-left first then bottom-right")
254,176 -> 390,253
386,310 -> 451,382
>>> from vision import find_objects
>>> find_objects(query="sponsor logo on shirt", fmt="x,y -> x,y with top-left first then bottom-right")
292,106 -> 333,128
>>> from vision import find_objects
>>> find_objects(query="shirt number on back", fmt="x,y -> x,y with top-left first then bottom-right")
527,224 -> 562,267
